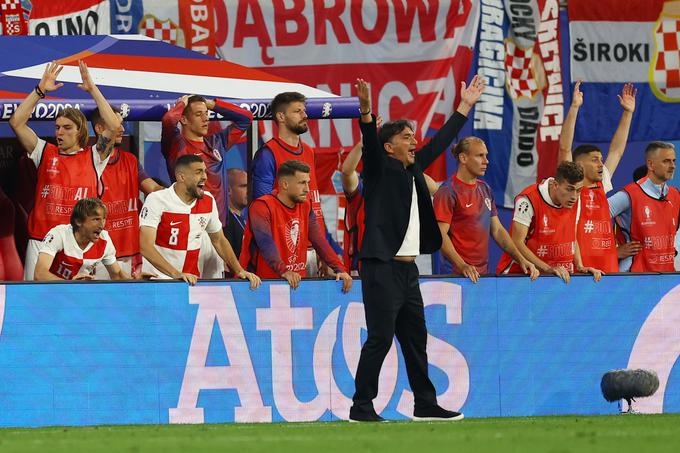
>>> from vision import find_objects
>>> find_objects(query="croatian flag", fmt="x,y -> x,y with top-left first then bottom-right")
472,0 -> 564,208
569,0 -> 680,142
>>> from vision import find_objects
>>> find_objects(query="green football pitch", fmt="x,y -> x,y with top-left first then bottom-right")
1,414 -> 679,453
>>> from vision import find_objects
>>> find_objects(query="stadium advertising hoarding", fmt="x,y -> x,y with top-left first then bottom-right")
1,276 -> 680,427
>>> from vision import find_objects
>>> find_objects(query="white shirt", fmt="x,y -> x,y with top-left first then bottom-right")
38,224 -> 116,280
139,184 -> 222,277
396,180 -> 420,256
31,138 -> 110,179
513,178 -> 582,227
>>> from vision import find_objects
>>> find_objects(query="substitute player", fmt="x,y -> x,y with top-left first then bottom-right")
139,154 -> 260,288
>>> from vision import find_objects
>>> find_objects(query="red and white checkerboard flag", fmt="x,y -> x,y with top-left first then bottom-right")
505,40 -> 541,100
651,16 -> 680,99
139,14 -> 185,47
0,0 -> 28,35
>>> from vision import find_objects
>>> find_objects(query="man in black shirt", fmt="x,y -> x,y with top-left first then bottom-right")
349,75 -> 485,422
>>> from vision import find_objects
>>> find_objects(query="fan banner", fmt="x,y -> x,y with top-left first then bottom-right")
471,0 -> 564,208
569,0 -> 680,143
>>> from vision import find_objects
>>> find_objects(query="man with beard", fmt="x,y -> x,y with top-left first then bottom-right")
162,94 -> 253,278
434,137 -> 538,282
608,142 -> 680,272
9,60 -> 121,280
240,160 -> 352,292
90,106 -> 163,278
251,92 -> 334,276
34,198 -> 130,281
139,155 -> 261,288
497,161 -> 602,283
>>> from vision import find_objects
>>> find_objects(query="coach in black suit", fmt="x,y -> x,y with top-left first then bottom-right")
349,76 -> 485,422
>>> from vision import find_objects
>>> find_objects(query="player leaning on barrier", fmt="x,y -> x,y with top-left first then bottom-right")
496,161 -> 602,283
349,75 -> 485,422
34,198 -> 130,281
433,137 -> 538,283
139,154 -> 261,288
9,60 -> 121,281
240,160 -> 352,292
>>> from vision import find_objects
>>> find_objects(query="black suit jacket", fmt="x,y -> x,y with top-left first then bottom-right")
358,112 -> 468,261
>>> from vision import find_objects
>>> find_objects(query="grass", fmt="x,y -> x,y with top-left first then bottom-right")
1,414 -> 679,453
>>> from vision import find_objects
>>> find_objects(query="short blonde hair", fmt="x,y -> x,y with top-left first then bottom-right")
452,136 -> 485,160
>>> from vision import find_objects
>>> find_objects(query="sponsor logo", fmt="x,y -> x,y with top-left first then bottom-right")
170,220 -> 182,226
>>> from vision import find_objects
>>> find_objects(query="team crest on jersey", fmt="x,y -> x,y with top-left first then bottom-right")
198,216 -> 207,229
285,219 -> 301,253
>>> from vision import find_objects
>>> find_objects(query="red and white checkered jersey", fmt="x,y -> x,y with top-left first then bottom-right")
139,185 -> 222,277
39,224 -> 117,280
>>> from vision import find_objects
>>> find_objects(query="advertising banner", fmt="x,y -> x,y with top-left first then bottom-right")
1,275 -> 680,427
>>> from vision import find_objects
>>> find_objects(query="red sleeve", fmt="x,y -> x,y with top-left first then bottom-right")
161,102 -> 186,165
308,208 -> 346,273
433,186 -> 455,224
248,200 -> 287,275
211,99 -> 254,149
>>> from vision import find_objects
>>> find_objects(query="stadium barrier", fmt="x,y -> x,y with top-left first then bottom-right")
1,275 -> 679,427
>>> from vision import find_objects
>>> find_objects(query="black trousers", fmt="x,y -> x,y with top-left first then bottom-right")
352,258 -> 437,410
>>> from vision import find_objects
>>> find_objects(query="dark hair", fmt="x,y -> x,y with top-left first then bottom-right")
277,160 -> 310,179
70,197 -> 107,230
555,161 -> 584,184
378,119 -> 414,145
270,92 -> 306,119
183,95 -> 207,117
645,141 -> 675,159
632,164 -> 647,182
452,136 -> 485,160
175,154 -> 204,170
56,107 -> 89,148
572,144 -> 602,161
90,104 -> 121,133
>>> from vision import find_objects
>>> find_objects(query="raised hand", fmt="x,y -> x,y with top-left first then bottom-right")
355,78 -> 371,114
460,74 -> 486,107
39,61 -> 64,93
618,83 -> 637,113
77,60 -> 96,93
571,80 -> 583,108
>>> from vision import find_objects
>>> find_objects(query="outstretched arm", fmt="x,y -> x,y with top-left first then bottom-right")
356,78 -> 383,180
341,142 -> 362,195
416,74 -> 486,169
558,80 -> 583,164
605,83 -> 637,176
78,60 -> 121,134
9,61 -> 64,155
